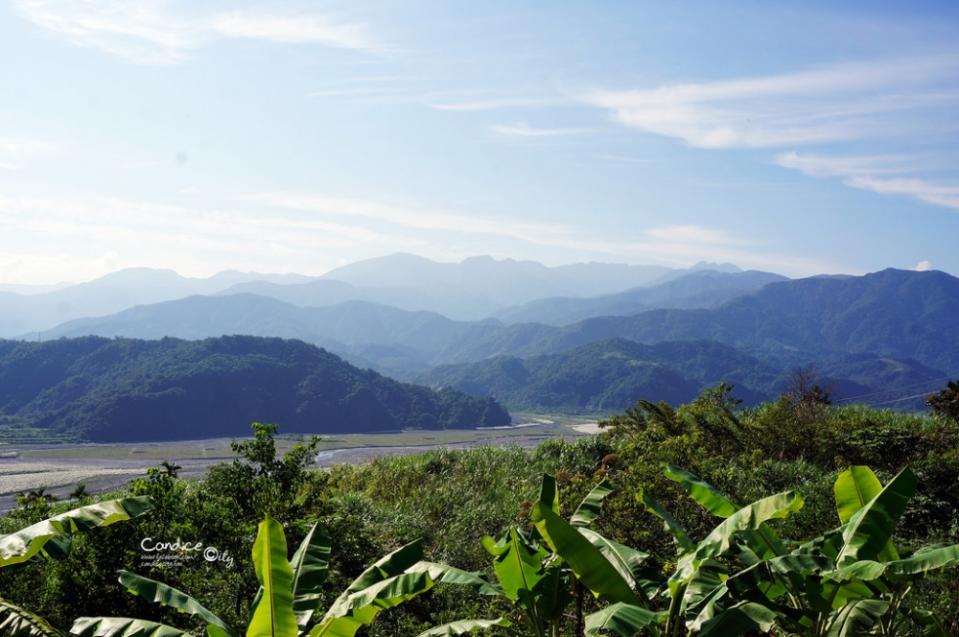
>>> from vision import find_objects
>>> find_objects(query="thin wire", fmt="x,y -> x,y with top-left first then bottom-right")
833,375 -> 955,403
865,391 -> 940,407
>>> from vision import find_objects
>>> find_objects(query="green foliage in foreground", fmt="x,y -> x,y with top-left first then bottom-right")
73,518 -> 484,637
0,497 -> 154,637
0,390 -> 957,636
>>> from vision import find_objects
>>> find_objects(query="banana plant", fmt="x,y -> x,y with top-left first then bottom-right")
72,517 -> 484,637
0,497 -> 154,637
705,465 -> 959,636
417,476 -> 664,637
628,465 -> 959,637
588,466 -> 803,637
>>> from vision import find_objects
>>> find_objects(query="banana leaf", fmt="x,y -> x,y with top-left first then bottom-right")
406,561 -> 501,596
670,491 -> 803,593
70,618 -> 190,637
584,603 -> 665,637
825,599 -> 889,637
834,466 -> 898,562
311,571 -> 433,637
247,517 -> 297,637
698,601 -> 778,637
836,468 -> 916,566
330,539 -> 423,604
481,529 -> 548,602
0,497 -> 152,567
635,490 -> 694,554
532,501 -> 640,606
290,523 -> 331,629
537,475 -> 560,517
664,466 -> 738,518
576,528 -> 650,593
664,467 -> 787,559
116,570 -> 235,637
571,480 -> 613,527
314,539 -> 436,637
825,543 -> 959,582
415,618 -> 510,637
0,597 -> 64,637
885,543 -> 959,578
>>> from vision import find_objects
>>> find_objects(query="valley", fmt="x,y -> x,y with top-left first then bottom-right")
0,416 -> 591,512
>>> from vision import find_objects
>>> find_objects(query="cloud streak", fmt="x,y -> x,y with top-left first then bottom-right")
425,97 -> 559,112
489,122 -> 588,138
775,151 -> 959,210
13,0 -> 381,64
582,55 -> 959,149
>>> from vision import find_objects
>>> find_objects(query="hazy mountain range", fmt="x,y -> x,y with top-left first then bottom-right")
0,253 -> 738,338
3,253 -> 956,427
0,268 -> 312,337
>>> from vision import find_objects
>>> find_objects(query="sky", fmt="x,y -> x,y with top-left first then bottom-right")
2,1 -> 959,284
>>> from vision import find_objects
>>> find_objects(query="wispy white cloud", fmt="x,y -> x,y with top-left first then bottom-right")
774,152 -> 911,178
587,55 -> 959,212
846,176 -> 959,210
583,55 -> 959,149
239,192 -> 577,246
426,97 -> 559,112
489,122 -> 588,138
0,137 -> 61,169
13,0 -> 380,64
775,151 -> 959,210
210,11 -> 379,51
0,138 -> 61,159
0,194 -> 428,282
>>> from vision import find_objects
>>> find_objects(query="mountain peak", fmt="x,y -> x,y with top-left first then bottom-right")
689,261 -> 742,273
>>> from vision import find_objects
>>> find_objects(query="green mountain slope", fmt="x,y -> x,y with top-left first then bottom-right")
418,338 -> 944,412
418,338 -> 783,411
0,336 -> 510,442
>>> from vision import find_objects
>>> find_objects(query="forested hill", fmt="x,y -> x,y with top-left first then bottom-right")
0,336 -> 510,442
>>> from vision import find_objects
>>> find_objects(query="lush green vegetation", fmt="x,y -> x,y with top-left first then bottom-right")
0,336 -> 509,442
1,389 -> 957,636
418,339 -> 774,410
417,339 -> 944,413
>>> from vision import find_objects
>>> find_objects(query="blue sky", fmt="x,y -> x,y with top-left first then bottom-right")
1,1 -> 959,284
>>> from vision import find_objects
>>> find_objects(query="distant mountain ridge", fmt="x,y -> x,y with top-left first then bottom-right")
0,254 -> 717,335
491,270 -> 787,325
229,253 -> 686,320
35,268 -> 959,378
0,268 -> 312,338
0,335 -> 510,442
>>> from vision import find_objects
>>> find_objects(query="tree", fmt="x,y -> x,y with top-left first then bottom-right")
927,379 -> 959,422
785,365 -> 832,422
204,422 -> 322,520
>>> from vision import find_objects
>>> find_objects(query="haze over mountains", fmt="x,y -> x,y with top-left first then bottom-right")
2,253 -> 957,433
0,268 -> 312,337
0,254 -> 719,337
